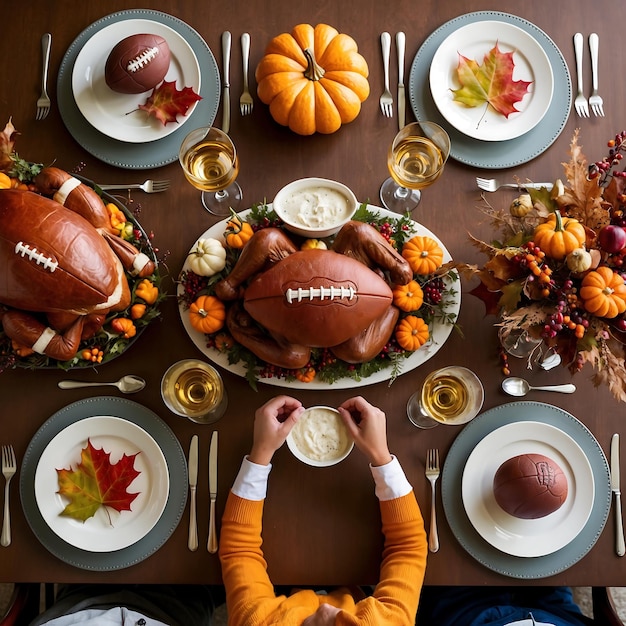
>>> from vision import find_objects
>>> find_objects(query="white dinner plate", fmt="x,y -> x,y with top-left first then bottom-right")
462,421 -> 594,557
429,21 -> 553,142
72,19 -> 201,143
35,416 -> 169,552
177,205 -> 460,389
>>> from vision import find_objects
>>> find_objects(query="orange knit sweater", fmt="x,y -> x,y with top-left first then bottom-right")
219,491 -> 427,626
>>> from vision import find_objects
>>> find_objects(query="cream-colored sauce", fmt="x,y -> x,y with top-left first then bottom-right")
280,187 -> 351,228
291,407 -> 351,462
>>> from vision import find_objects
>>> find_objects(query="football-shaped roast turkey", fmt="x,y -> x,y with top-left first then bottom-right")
0,189 -> 125,313
105,33 -> 171,94
243,249 -> 393,348
493,453 -> 568,520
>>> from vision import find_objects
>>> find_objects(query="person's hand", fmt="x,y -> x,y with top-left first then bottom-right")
338,396 -> 392,467
248,395 -> 304,466
301,603 -> 340,626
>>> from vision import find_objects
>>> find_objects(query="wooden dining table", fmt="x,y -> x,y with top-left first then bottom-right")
1,0 -> 625,589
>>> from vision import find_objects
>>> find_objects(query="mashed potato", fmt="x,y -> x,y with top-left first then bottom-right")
291,407 -> 352,462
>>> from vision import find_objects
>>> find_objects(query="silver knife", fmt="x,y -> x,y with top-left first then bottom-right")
396,32 -> 406,131
611,433 -> 625,556
188,435 -> 199,551
221,31 -> 231,134
207,430 -> 218,553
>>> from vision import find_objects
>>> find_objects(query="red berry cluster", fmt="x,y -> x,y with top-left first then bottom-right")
178,270 -> 210,307
421,277 -> 444,304
589,131 -> 626,187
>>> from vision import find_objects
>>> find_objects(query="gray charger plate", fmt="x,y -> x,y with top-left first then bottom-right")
20,396 -> 187,571
57,9 -> 220,169
442,401 -> 610,578
409,11 -> 572,169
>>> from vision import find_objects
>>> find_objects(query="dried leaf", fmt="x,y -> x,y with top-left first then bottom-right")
56,439 -> 140,522
0,117 -> 18,171
452,43 -> 532,117
138,80 -> 203,126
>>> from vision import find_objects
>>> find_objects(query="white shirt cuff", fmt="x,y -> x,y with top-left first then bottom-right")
370,455 -> 413,501
231,456 -> 272,500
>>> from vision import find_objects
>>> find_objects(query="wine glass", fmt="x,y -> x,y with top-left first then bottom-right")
179,126 -> 242,216
407,366 -> 484,429
161,359 -> 228,424
380,121 -> 451,213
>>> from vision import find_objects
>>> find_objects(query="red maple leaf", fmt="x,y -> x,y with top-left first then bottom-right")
138,80 -> 203,126
56,439 -> 140,522
452,43 -> 532,118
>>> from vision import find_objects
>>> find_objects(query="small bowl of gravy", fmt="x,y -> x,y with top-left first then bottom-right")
272,177 -> 358,238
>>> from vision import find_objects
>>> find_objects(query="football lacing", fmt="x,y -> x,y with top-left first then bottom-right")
127,47 -> 160,73
285,286 -> 356,304
14,242 -> 58,272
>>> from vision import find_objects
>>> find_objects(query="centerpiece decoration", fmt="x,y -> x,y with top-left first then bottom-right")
0,119 -> 164,372
466,129 -> 626,403
178,205 -> 460,389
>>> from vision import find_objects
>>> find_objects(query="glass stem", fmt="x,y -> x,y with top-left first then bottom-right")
215,190 -> 228,201
395,186 -> 411,200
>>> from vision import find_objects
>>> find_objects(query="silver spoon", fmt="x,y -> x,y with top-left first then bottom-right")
501,377 -> 576,397
58,375 -> 146,394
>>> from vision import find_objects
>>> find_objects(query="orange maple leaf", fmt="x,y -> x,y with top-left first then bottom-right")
138,80 -> 203,126
56,439 -> 140,522
452,43 -> 532,118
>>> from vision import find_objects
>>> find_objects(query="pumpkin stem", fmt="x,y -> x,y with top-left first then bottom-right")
225,207 -> 244,235
303,47 -> 325,81
554,210 -> 564,232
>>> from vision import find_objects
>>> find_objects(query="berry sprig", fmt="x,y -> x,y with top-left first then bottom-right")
589,131 -> 626,187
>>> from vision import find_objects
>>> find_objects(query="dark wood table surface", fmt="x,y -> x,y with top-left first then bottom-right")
1,0 -> 625,587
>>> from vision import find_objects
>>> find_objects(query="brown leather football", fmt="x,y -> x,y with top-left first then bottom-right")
493,453 -> 568,519
243,249 -> 393,348
105,33 -> 171,94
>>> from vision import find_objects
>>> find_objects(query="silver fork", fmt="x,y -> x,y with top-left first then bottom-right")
36,33 -> 52,121
379,32 -> 393,118
589,33 -> 604,117
476,177 -> 553,192
239,33 -> 253,116
1,445 -> 16,547
99,179 -> 170,193
573,33 -> 589,118
425,448 -> 440,553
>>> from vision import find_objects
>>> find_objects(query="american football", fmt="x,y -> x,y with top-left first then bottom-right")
243,249 -> 393,348
493,453 -> 568,520
105,33 -> 171,94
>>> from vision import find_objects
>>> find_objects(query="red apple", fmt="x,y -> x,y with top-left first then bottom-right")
598,224 -> 626,253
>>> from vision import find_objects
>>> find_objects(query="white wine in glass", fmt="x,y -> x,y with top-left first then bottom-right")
179,126 -> 242,216
380,121 -> 450,213
407,366 -> 484,429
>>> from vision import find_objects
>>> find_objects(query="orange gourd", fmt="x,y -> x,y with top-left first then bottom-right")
111,317 -> 137,339
295,366 -> 316,383
402,236 -> 444,274
225,211 -> 254,249
579,266 -> 626,319
189,295 -> 226,334
533,211 -> 586,260
255,23 -> 370,135
392,280 -> 424,312
395,316 -> 429,351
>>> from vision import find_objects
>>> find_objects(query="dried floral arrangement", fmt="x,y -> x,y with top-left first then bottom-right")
462,130 -> 626,402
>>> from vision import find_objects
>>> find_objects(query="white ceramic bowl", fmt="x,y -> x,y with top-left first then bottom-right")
286,406 -> 354,467
272,177 -> 358,238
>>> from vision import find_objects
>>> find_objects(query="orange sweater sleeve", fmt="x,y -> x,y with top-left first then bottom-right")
219,490 -> 427,626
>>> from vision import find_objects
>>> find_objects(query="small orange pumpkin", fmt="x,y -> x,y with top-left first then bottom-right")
395,316 -> 429,351
579,266 -> 626,319
392,280 -> 424,312
533,211 -> 586,260
255,23 -> 370,135
111,317 -> 137,339
224,211 -> 254,249
402,236 -> 444,274
295,366 -> 316,383
189,295 -> 226,334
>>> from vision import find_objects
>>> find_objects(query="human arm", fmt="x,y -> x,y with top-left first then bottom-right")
335,397 -> 427,626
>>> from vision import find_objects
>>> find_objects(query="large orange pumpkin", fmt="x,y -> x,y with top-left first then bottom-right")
255,23 -> 370,135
